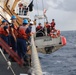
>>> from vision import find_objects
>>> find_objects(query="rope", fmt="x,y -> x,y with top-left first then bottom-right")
42,0 -> 44,13
31,35 -> 42,75
0,48 -> 16,75
42,0 -> 45,20
42,0 -> 48,36
42,0 -> 48,22
36,0 -> 39,17
35,0 -> 40,23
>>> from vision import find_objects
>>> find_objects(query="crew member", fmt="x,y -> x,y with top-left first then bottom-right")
9,15 -> 18,52
33,19 -> 36,25
0,19 -> 9,44
50,19 -> 55,30
22,6 -> 28,15
36,23 -> 43,31
17,19 -> 31,64
45,22 -> 51,34
0,19 -> 9,53
30,21 -> 36,34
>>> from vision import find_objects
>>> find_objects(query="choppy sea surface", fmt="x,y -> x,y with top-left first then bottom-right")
40,31 -> 76,75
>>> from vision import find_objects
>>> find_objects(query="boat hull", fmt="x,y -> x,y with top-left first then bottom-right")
35,36 -> 66,54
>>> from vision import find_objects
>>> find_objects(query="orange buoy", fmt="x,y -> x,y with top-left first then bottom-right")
61,36 -> 67,45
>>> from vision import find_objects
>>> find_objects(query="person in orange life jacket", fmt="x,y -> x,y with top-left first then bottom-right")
17,19 -> 31,62
36,23 -> 43,31
36,23 -> 44,37
45,22 -> 51,34
0,20 -> 9,53
50,19 -> 55,30
9,15 -> 18,52
0,19 -> 9,44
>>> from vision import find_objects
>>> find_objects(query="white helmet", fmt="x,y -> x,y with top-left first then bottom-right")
30,21 -> 34,25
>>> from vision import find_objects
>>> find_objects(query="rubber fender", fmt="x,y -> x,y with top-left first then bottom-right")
61,36 -> 66,46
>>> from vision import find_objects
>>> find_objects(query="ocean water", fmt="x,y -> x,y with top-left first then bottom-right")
40,31 -> 76,75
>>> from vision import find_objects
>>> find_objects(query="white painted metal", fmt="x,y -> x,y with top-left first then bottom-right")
34,36 -> 62,54
35,36 -> 61,48
18,15 -> 30,19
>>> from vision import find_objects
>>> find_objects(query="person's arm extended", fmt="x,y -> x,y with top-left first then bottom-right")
11,28 -> 17,41
6,29 -> 9,34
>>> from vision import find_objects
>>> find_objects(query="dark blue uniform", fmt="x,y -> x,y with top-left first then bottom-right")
17,26 -> 31,60
9,24 -> 17,52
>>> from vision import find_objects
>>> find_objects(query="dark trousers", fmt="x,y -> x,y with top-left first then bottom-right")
17,38 -> 27,59
1,35 -> 9,53
47,28 -> 50,34
1,35 -> 9,44
10,35 -> 17,52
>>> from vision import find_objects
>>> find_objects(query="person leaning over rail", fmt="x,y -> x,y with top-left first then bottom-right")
17,19 -> 31,66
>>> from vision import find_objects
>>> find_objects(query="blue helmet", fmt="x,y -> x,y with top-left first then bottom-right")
2,19 -> 7,23
11,15 -> 16,20
23,19 -> 28,24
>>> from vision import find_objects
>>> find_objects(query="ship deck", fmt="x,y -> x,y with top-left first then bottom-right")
0,53 -> 30,75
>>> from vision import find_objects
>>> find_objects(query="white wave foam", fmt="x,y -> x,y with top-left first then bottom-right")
43,72 -> 51,75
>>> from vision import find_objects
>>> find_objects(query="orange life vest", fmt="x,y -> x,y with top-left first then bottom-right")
51,22 -> 55,28
0,27 -> 2,34
0,26 -> 8,36
17,26 -> 28,40
46,24 -> 50,28
36,25 -> 42,30
9,24 -> 18,37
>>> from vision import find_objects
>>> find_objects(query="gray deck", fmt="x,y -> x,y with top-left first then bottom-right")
0,53 -> 30,75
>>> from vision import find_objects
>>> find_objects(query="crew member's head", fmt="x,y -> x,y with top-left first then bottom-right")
39,23 -> 41,26
11,15 -> 16,23
2,19 -> 7,25
46,22 -> 48,24
23,19 -> 28,26
34,19 -> 36,21
52,19 -> 54,22
30,21 -> 34,26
